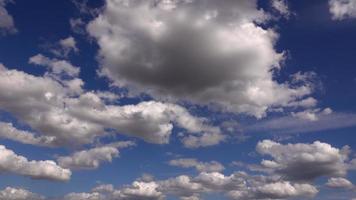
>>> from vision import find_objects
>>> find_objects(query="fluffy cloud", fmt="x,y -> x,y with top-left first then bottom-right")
168,158 -> 224,172
29,54 -> 80,77
228,181 -> 318,200
329,0 -> 356,20
58,141 -> 135,170
0,187 -> 44,200
88,0 -> 316,118
0,122 -> 57,147
0,63 -> 221,147
114,181 -> 164,200
326,177 -> 354,189
256,140 -> 349,181
0,145 -> 71,181
61,171 -> 318,200
0,0 -> 16,34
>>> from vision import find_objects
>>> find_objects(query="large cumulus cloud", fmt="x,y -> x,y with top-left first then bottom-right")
0,62 -> 221,147
256,140 -> 350,181
88,0 -> 316,118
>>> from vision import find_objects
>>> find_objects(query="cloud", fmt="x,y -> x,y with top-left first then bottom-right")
87,0 -> 316,118
0,63 -> 221,147
116,181 -> 164,200
29,54 -> 80,77
246,111 -> 356,134
329,0 -> 356,20
0,122 -> 57,147
0,145 -> 71,181
0,187 -> 44,200
0,0 -> 16,34
70,18 -> 86,34
271,0 -> 290,18
168,158 -> 225,172
326,177 -> 354,189
61,171 -> 318,200
291,107 -> 332,121
58,141 -> 135,170
50,36 -> 79,58
180,131 -> 226,148
63,192 -> 105,200
228,181 -> 318,200
256,140 -> 349,181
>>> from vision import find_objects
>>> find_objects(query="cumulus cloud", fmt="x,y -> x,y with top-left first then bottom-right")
0,0 -> 16,34
0,187 -> 44,200
326,177 -> 354,189
88,0 -> 316,118
329,0 -> 356,20
256,140 -> 349,181
29,54 -> 80,77
228,181 -> 318,200
0,122 -> 57,147
0,63 -> 221,147
60,171 -> 318,200
0,145 -> 71,181
58,141 -> 135,170
169,158 -> 224,172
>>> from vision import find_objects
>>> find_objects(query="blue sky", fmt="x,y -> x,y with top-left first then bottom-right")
0,0 -> 356,199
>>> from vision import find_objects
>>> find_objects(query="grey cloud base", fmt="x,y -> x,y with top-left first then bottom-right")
88,0 -> 317,118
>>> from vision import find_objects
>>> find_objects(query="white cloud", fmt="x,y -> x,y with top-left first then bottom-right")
256,140 -> 349,181
0,63 -> 221,147
29,54 -> 80,77
64,192 -> 105,200
169,158 -> 224,172
180,131 -> 226,148
326,177 -> 354,189
228,181 -> 318,200
0,122 -> 57,147
271,0 -> 290,18
70,18 -> 86,34
113,181 -> 164,200
0,0 -> 16,34
291,107 -> 333,121
58,141 -> 135,170
329,0 -> 356,20
50,36 -> 79,58
63,170 -> 318,200
88,0 -> 316,118
0,187 -> 44,200
0,145 -> 71,181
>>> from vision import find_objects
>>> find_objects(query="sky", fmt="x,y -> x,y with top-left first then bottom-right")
0,0 -> 356,199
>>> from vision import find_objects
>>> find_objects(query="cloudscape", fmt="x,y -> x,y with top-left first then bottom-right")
0,0 -> 355,199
